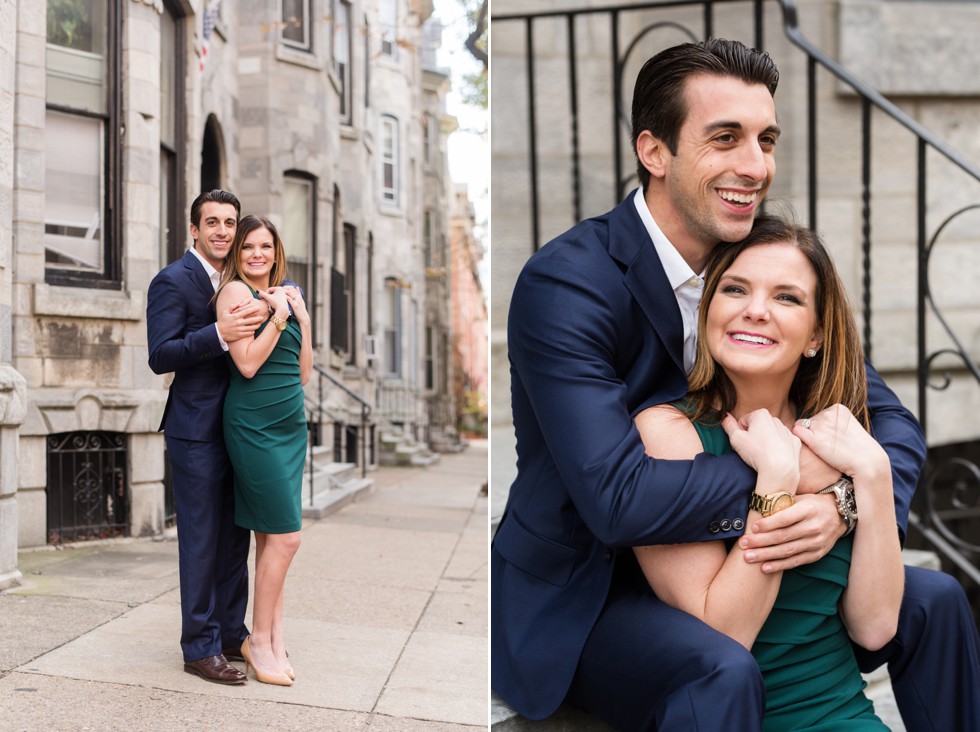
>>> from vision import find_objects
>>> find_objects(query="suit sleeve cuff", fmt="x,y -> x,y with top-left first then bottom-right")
216,323 -> 229,352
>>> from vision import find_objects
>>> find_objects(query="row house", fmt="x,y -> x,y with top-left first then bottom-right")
0,0 -> 471,588
450,184 -> 487,438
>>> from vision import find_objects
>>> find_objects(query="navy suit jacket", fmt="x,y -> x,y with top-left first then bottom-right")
491,194 -> 926,720
147,249 -> 229,442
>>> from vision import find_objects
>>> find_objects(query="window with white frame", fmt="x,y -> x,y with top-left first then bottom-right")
280,0 -> 311,52
379,0 -> 397,58
381,115 -> 399,204
334,0 -> 352,123
45,0 -> 121,287
383,277 -> 402,378
284,173 -> 317,344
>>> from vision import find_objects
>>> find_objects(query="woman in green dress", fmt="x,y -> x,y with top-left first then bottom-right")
216,215 -> 312,687
632,216 -> 905,730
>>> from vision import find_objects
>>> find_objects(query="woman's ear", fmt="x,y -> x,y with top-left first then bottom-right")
636,130 -> 669,181
805,326 -> 824,357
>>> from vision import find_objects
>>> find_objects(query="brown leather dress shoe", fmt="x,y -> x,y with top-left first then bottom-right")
222,645 -> 245,662
183,654 -> 247,685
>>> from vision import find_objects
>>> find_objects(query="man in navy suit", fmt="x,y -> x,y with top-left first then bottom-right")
492,39 -> 980,730
147,189 -> 268,684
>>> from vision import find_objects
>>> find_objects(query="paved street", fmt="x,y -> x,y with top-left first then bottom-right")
0,442 -> 488,731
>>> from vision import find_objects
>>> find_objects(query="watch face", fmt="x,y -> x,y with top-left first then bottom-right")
772,494 -> 795,513
842,489 -> 858,518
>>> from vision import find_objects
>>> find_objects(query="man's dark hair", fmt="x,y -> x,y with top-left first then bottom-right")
189,189 -> 242,228
631,38 -> 779,189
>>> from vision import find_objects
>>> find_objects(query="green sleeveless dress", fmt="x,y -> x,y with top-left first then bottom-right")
223,286 -> 306,533
688,417 -> 887,731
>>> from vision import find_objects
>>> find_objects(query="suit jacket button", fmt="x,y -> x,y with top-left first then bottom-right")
733,518 -> 745,531
720,519 -> 732,531
709,521 -> 721,533
604,549 -> 613,563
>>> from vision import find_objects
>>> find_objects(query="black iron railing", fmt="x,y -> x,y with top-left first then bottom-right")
376,380 -> 426,442
308,364 -> 371,506
493,0 -> 980,587
46,431 -> 128,543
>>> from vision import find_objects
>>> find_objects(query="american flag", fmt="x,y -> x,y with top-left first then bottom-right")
199,0 -> 222,72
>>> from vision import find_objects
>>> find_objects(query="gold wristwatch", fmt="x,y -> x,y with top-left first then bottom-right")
749,491 -> 795,517
271,313 -> 288,332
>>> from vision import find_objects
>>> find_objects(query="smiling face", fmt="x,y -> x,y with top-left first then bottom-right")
705,241 -> 822,385
650,74 -> 779,253
190,201 -> 238,269
238,225 -> 276,288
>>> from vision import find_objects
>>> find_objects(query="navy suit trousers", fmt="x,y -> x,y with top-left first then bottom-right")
568,562 -> 980,732
167,436 -> 251,662
854,565 -> 980,732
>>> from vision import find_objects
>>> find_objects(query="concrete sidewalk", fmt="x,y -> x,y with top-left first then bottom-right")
0,441 -> 488,731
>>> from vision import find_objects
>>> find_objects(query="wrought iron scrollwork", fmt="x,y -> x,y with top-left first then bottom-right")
921,458 -> 980,556
916,203 -> 980,572
922,203 -> 980,391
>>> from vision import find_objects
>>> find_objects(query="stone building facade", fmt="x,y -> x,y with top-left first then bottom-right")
450,183 -> 488,437
0,0 -> 478,586
490,0 -> 980,449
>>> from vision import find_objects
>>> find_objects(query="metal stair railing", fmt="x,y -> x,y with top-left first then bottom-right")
307,364 -> 371,508
493,0 -> 980,588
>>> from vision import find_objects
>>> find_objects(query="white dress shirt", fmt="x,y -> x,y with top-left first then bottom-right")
632,188 -> 704,374
188,246 -> 230,351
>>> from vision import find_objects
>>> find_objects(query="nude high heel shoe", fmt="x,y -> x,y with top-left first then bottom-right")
241,636 -> 293,687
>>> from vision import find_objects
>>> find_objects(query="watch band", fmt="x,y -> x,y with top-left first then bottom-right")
819,477 -> 858,536
749,491 -> 794,517
271,314 -> 288,332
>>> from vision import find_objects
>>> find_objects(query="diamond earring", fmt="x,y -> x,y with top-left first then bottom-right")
806,348 -> 817,358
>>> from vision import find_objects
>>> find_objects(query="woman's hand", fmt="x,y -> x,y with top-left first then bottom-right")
282,285 -> 310,326
258,287 -> 289,319
793,405 -> 889,482
722,409 -> 800,495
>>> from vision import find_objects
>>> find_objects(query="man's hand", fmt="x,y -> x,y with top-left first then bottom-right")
739,493 -> 845,573
216,298 -> 268,343
797,443 -> 840,494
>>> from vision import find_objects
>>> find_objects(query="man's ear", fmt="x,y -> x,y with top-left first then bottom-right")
636,130 -> 669,180
189,222 -> 199,243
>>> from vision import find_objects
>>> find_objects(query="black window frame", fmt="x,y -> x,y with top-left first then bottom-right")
44,0 -> 123,290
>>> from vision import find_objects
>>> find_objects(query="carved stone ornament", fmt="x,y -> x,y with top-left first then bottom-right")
132,0 -> 164,15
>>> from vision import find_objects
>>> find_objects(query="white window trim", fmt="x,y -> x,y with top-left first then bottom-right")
381,115 -> 399,206
280,0 -> 312,52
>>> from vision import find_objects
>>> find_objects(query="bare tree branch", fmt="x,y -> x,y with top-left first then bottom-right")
464,0 -> 488,69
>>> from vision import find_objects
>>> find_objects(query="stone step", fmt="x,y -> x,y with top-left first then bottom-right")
301,477 -> 373,520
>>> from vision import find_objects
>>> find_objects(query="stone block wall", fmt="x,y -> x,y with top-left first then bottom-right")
490,0 -> 980,448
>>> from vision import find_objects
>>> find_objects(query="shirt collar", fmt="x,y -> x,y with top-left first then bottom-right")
632,188 -> 702,289
188,245 -> 222,282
